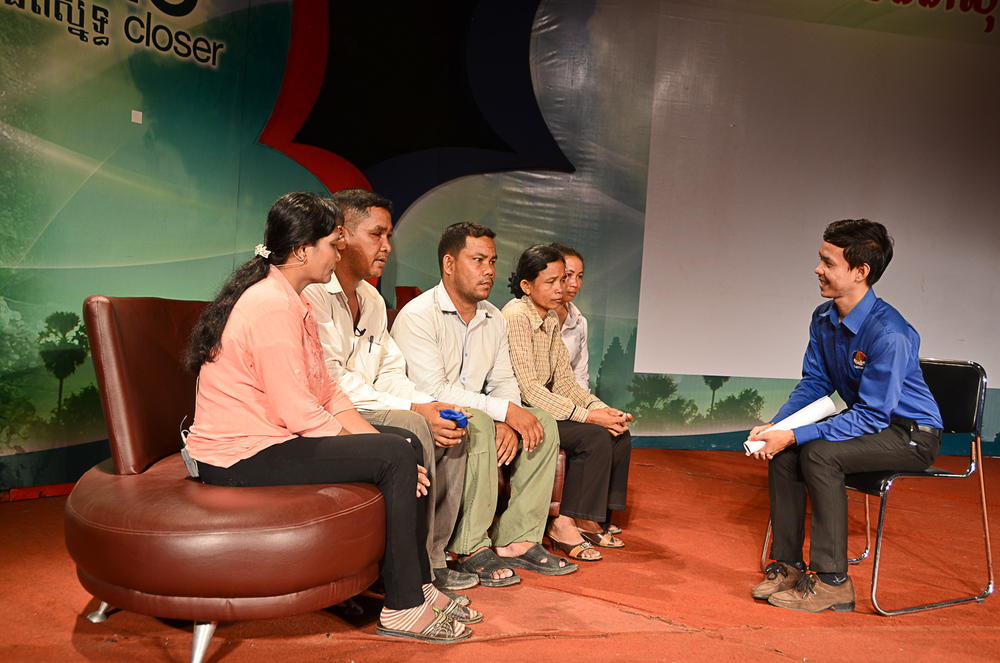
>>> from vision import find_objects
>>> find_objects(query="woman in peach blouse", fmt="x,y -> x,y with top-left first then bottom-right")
184,193 -> 476,643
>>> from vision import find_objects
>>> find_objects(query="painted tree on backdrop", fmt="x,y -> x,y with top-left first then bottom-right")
625,374 -> 697,430
703,376 -> 729,412
595,334 -> 632,407
696,388 -> 765,427
37,312 -> 89,421
595,329 -> 766,434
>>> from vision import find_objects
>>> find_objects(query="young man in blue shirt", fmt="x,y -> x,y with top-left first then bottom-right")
747,219 -> 943,612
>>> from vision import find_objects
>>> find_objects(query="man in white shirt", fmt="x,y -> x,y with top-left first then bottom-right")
303,189 -> 476,593
392,222 -> 575,586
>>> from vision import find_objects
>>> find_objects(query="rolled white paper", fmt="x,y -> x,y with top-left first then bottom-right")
744,396 -> 839,454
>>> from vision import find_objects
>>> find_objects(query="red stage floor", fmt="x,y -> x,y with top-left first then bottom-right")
1,449 -> 997,662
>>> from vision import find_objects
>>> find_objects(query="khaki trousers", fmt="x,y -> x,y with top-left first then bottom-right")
448,408 -> 560,554
361,409 -> 466,569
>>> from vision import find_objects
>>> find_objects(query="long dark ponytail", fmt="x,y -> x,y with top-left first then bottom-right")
186,192 -> 343,373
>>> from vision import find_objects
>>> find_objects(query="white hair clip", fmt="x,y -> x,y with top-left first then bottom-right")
254,244 -> 272,259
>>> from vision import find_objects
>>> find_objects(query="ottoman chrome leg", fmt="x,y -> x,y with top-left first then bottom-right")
87,601 -> 112,623
191,620 -> 217,663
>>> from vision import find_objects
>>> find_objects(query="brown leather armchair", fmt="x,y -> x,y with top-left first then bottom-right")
65,296 -> 387,663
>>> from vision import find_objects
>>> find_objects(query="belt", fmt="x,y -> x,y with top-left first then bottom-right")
915,424 -> 943,436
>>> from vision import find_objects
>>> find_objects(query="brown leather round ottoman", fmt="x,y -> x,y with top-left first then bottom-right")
65,455 -> 386,622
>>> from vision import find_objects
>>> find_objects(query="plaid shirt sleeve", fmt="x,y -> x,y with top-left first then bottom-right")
550,321 -> 606,411
504,299 -> 591,422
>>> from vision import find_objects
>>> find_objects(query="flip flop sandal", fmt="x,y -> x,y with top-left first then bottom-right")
454,548 -> 521,587
581,530 -> 625,549
503,543 -> 578,576
441,599 -> 483,624
546,533 -> 602,562
606,523 -> 622,535
376,608 -> 473,643
438,587 -> 470,606
433,566 -> 479,591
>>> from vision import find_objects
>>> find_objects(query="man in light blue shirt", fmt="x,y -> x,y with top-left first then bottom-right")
748,219 -> 942,613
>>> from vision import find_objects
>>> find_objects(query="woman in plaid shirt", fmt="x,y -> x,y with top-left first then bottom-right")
502,245 -> 633,562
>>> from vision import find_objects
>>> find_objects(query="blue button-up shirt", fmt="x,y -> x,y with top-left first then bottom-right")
774,288 -> 942,444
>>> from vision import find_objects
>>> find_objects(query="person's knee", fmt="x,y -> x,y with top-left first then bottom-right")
616,429 -> 632,451
800,440 -> 840,473
382,433 -> 415,463
371,434 -> 419,485
387,410 -> 435,446
581,425 -> 614,461
465,408 -> 496,453
767,444 -> 801,478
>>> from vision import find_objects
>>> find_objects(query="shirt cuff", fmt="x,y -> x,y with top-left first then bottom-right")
484,397 -> 512,423
382,393 -> 415,411
793,423 -> 819,445
410,392 -> 434,405
569,405 -> 589,423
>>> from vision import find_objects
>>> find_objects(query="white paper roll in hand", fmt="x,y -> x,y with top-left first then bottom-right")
744,396 -> 839,454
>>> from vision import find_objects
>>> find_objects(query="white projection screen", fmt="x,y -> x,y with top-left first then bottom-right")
637,3 -> 1000,381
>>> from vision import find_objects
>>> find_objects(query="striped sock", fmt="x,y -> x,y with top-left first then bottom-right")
422,583 -> 448,609
379,603 -> 433,634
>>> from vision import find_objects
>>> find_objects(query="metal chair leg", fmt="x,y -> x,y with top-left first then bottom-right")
848,494 -> 871,565
191,621 -> 217,663
870,438 -> 995,616
760,519 -> 772,573
974,436 -> 995,598
87,601 -> 112,623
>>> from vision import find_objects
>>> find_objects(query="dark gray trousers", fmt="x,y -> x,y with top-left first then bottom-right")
768,421 -> 941,573
556,421 -> 631,522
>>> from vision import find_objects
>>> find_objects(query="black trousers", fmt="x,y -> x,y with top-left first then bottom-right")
768,421 -> 940,573
197,427 -> 431,610
556,420 -> 631,523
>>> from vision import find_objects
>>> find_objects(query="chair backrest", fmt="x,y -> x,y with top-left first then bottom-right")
84,295 -> 208,475
395,285 -> 422,310
918,358 -> 987,437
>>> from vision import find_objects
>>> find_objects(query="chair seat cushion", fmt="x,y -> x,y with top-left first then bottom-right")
846,466 -> 951,495
65,455 -> 386,599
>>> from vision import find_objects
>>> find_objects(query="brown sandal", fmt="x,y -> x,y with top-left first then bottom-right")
546,532 -> 602,561
376,608 -> 473,643
441,599 -> 483,624
580,529 -> 624,549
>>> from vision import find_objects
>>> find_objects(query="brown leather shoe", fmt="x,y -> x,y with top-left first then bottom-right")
752,562 -> 803,600
767,572 -> 856,612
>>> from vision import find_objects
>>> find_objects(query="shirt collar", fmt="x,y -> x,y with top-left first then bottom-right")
520,295 -> 556,332
323,271 -> 346,296
562,301 -> 582,330
841,288 -> 876,334
434,281 -> 492,320
820,287 -> 876,334
434,281 -> 458,314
